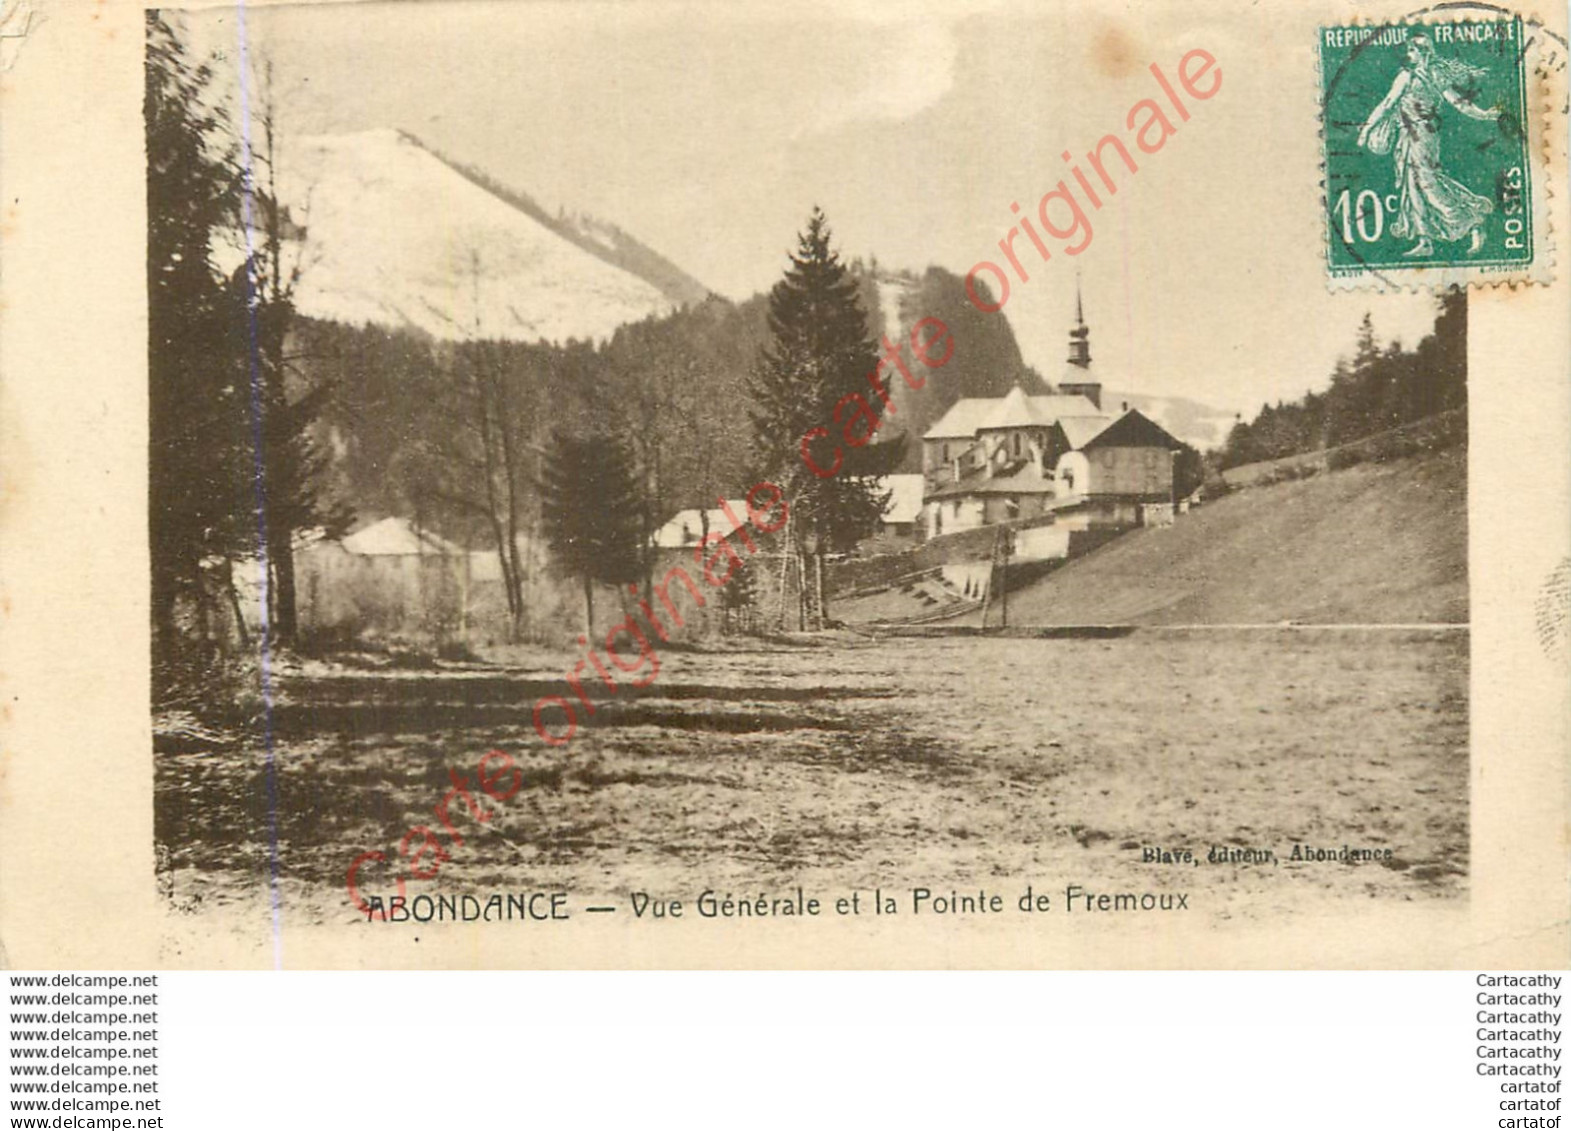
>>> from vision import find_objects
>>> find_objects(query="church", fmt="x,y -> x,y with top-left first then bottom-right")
920,294 -> 1186,539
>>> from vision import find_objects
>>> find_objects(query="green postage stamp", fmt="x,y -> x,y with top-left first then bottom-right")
1319,17 -> 1551,288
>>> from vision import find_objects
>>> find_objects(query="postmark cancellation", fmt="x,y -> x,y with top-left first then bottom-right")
1318,15 -> 1554,290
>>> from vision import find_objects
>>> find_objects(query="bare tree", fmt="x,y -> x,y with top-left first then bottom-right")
408,253 -> 538,638
232,55 -> 338,646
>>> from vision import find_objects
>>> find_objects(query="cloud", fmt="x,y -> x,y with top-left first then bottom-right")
792,18 -> 960,139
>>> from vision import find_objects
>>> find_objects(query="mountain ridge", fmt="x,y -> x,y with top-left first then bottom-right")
266,127 -> 696,344
401,131 -> 714,309
270,133 -> 1230,451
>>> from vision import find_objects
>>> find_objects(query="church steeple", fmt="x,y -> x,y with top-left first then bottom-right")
1058,277 -> 1102,409
1067,276 -> 1092,370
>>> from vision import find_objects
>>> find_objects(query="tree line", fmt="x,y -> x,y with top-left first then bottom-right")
147,13 -> 343,699
292,290 -> 768,639
1219,292 -> 1466,470
147,13 -> 953,680
298,206 -> 894,636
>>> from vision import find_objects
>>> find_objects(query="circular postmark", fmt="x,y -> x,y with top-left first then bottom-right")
1319,4 -> 1563,288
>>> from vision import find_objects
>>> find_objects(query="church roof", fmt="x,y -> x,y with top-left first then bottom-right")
923,398 -> 1000,440
924,390 -> 1104,440
978,385 -> 1053,430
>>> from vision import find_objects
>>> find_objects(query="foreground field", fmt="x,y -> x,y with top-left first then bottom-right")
156,629 -> 1468,928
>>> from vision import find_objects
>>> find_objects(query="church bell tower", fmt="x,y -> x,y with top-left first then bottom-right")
1058,279 -> 1102,409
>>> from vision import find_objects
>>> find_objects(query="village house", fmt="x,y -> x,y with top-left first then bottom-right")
871,473 -> 924,545
652,501 -> 754,549
654,475 -> 924,552
293,516 -> 474,639
920,295 -> 1185,538
290,517 -> 586,644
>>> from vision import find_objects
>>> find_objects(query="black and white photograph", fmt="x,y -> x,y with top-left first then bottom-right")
136,2 -> 1493,957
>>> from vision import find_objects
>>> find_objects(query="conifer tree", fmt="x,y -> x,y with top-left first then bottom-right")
539,429 -> 646,635
718,555 -> 759,635
751,207 -> 889,627
148,16 -> 344,674
1328,313 -> 1382,445
233,57 -> 347,645
1218,299 -> 1467,471
147,12 -> 249,672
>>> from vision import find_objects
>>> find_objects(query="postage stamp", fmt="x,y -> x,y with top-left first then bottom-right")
1319,16 -> 1551,289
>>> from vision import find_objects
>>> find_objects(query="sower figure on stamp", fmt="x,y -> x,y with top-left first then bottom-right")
1357,34 -> 1501,257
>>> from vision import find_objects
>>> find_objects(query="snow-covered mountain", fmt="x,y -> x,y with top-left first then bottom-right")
251,128 -> 709,344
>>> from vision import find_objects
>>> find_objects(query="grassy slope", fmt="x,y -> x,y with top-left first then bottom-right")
997,447 -> 1467,625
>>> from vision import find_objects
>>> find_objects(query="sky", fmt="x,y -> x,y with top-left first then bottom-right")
180,0 -> 1445,417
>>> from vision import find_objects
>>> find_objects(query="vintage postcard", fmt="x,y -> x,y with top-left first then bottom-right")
0,0 -> 1566,969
